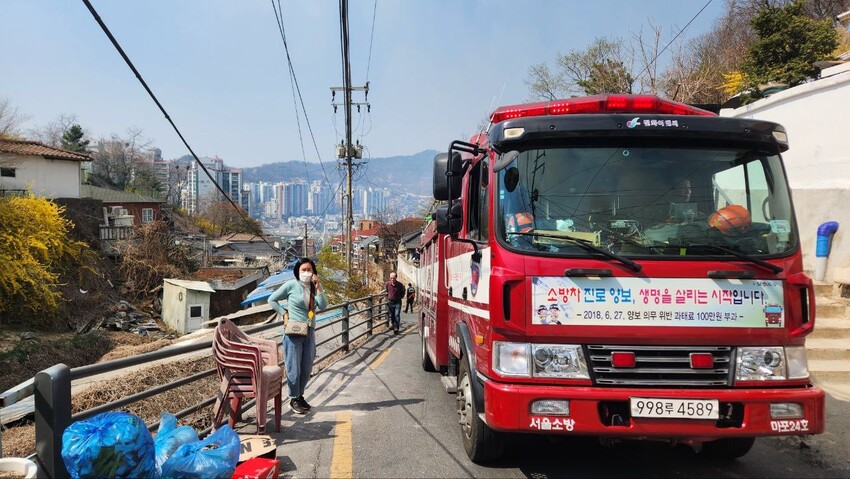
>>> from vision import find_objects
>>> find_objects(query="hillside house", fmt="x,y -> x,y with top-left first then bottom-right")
81,185 -> 164,227
0,139 -> 90,198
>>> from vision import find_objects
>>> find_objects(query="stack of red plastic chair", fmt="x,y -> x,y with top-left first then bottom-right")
212,319 -> 283,433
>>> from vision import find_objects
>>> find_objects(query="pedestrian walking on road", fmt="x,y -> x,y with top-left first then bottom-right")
268,258 -> 327,415
404,283 -> 416,314
386,272 -> 404,334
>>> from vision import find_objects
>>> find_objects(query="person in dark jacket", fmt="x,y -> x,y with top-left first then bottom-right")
385,272 -> 405,334
404,283 -> 416,313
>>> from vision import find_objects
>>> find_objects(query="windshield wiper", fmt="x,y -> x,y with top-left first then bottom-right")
684,243 -> 783,274
510,231 -> 642,272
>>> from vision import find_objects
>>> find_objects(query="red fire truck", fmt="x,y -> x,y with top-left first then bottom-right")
418,94 -> 824,463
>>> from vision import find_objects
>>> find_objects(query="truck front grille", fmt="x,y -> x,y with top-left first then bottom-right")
587,345 -> 734,387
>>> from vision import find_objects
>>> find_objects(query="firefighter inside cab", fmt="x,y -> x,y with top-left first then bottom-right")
497,146 -> 764,254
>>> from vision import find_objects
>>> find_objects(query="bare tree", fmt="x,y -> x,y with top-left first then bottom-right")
90,128 -> 152,189
631,22 -> 664,95
0,97 -> 29,139
28,114 -> 78,148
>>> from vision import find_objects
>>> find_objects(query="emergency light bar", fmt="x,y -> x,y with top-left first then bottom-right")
490,94 -> 716,124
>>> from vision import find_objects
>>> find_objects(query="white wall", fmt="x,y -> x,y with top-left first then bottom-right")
0,154 -> 83,198
722,67 -> 850,282
397,254 -> 418,288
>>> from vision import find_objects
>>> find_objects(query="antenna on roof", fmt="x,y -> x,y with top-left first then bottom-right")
477,83 -> 506,140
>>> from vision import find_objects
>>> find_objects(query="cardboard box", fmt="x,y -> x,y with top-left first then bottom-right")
238,435 -> 277,462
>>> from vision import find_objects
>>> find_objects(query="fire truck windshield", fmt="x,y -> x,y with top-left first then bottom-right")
496,144 -> 797,258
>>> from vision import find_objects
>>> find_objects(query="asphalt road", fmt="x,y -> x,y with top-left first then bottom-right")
257,311 -> 850,478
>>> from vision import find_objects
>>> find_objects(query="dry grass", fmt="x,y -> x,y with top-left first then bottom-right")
1,422 -> 35,458
72,357 -> 219,431
99,338 -> 174,362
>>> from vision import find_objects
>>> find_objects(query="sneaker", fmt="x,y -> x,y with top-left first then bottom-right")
290,398 -> 307,415
297,395 -> 312,410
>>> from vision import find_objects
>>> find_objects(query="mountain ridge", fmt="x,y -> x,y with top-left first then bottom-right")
240,149 -> 439,196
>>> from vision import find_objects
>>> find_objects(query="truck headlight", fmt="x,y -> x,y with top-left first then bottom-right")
735,347 -> 786,381
493,342 -> 531,377
785,346 -> 809,380
531,344 -> 589,379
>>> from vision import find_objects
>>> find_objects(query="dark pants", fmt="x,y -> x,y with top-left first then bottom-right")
389,301 -> 402,330
404,298 -> 414,313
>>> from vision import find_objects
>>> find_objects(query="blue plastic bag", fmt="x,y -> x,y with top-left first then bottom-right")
154,413 -> 199,473
61,411 -> 157,479
160,425 -> 240,479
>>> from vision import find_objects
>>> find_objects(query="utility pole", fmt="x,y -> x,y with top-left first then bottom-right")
332,0 -> 368,275
303,223 -> 308,257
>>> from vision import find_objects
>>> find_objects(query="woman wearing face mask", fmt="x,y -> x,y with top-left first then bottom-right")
268,257 -> 327,415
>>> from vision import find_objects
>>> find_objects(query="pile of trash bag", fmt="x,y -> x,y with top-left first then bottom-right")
61,412 -> 239,479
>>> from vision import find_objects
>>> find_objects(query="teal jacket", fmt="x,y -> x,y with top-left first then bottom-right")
268,279 -> 328,328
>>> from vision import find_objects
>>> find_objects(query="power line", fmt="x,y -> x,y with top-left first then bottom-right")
81,0 -> 273,248
365,0 -> 377,83
633,0 -> 713,82
269,0 -> 332,186
271,0 -> 311,187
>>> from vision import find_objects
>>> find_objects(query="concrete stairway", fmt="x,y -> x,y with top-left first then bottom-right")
808,282 -> 850,400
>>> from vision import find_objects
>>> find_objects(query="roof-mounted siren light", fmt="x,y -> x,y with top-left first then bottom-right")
490,94 -> 717,124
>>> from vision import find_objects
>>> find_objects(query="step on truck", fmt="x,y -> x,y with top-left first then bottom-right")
418,94 -> 824,463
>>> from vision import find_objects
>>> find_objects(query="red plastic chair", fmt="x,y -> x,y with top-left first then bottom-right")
213,318 -> 283,433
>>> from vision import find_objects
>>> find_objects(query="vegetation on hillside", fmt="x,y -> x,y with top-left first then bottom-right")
742,0 -> 838,88
317,246 -> 371,305
192,200 -> 263,237
116,221 -> 196,300
0,194 -> 96,326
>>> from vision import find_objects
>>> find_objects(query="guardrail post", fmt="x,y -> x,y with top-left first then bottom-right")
342,302 -> 350,352
365,296 -> 374,337
34,364 -> 71,479
383,295 -> 390,327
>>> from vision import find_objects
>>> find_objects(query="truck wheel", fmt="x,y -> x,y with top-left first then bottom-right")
700,437 -> 755,460
421,321 -> 436,372
457,357 -> 503,463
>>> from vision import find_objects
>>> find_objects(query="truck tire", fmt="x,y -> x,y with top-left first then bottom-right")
421,320 -> 436,372
457,357 -> 503,463
700,437 -> 756,460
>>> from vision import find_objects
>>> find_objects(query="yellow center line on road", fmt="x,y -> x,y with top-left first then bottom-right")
402,325 -> 416,334
368,348 -> 392,370
329,410 -> 353,479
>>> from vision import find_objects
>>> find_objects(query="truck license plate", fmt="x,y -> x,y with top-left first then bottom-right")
630,398 -> 719,419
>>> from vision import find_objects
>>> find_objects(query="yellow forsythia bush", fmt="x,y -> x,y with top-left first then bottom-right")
0,194 -> 91,322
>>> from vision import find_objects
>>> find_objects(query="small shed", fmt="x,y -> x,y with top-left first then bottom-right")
162,279 -> 216,334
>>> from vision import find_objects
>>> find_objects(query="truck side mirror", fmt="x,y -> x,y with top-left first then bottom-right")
435,203 -> 462,235
433,152 -> 463,201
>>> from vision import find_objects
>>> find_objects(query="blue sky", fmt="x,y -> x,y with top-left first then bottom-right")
0,1 -> 725,168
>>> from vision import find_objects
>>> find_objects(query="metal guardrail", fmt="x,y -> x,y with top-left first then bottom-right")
1,293 -> 389,478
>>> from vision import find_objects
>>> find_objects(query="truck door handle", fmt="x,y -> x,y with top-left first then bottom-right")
448,286 -> 453,297
707,270 -> 755,279
565,268 -> 613,277
462,287 -> 468,300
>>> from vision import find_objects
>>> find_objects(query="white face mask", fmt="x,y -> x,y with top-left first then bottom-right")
299,272 -> 313,283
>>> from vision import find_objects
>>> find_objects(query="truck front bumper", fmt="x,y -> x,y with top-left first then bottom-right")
484,380 -> 825,439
